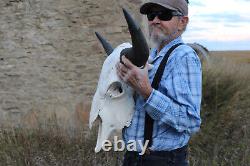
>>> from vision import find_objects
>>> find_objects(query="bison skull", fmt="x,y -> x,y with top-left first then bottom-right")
89,8 -> 149,153
89,43 -> 135,153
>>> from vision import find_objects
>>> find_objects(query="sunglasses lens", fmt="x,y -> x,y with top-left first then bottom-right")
158,11 -> 173,21
147,10 -> 174,21
147,13 -> 157,21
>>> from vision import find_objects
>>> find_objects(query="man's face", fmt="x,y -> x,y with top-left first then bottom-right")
147,6 -> 184,48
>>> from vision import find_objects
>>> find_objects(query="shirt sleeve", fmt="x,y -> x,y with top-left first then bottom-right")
143,50 -> 202,134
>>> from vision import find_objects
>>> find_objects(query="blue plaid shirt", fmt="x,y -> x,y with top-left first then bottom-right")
123,37 -> 202,152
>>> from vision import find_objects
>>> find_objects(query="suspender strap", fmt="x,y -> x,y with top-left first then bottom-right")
144,43 -> 184,147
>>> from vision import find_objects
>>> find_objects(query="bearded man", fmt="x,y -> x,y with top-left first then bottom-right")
116,0 -> 202,165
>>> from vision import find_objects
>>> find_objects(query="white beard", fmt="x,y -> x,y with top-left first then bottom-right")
149,25 -> 178,49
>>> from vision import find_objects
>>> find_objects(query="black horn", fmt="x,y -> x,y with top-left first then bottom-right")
121,8 -> 149,67
95,32 -> 114,56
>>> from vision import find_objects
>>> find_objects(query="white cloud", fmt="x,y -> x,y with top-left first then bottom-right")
184,0 -> 250,50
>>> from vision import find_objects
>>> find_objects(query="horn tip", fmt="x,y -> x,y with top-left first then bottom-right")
122,8 -> 129,18
122,8 -> 139,31
95,32 -> 100,38
122,8 -> 127,13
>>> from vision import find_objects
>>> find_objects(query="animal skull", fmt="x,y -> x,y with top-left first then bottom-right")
89,9 -> 149,153
89,43 -> 135,152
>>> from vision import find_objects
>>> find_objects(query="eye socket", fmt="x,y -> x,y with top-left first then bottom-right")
106,82 -> 124,98
118,86 -> 123,93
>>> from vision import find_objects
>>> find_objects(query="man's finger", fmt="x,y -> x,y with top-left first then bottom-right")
117,63 -> 128,74
122,56 -> 134,69
120,65 -> 128,74
116,65 -> 125,79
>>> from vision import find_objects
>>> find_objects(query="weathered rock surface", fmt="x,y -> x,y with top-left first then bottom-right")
0,0 -> 143,128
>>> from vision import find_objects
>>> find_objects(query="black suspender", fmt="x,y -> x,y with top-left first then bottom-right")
144,43 -> 184,147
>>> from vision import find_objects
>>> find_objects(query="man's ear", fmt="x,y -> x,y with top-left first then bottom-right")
178,16 -> 189,31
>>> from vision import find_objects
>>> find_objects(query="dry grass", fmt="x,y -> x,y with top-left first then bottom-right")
210,51 -> 250,64
189,54 -> 250,166
0,124 -> 124,166
0,52 -> 250,166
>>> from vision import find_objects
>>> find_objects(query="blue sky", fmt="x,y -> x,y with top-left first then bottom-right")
183,0 -> 250,50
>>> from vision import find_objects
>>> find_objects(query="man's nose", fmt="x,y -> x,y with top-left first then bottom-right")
151,16 -> 160,24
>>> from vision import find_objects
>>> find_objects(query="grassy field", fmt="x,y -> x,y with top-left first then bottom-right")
189,51 -> 250,165
210,51 -> 250,64
0,51 -> 250,166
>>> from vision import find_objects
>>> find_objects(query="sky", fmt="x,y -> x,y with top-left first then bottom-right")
182,0 -> 250,50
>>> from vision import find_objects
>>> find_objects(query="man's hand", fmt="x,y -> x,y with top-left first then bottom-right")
116,56 -> 153,100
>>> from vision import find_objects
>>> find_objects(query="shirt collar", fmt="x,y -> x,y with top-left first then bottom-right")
149,36 -> 184,61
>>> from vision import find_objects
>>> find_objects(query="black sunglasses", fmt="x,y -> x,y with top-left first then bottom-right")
147,10 -> 183,21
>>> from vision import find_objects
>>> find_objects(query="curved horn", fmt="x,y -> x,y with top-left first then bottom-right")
95,32 -> 114,56
187,43 -> 210,62
121,8 -> 149,67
